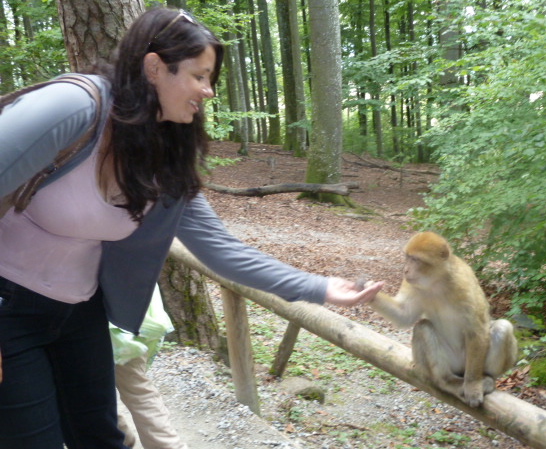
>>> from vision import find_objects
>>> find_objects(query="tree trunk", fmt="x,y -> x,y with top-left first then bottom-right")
248,0 -> 267,142
369,0 -> 383,157
304,0 -> 347,205
159,255 -> 226,358
56,0 -> 144,72
223,28 -> 249,155
275,0 -> 299,153
257,0 -> 281,144
384,0 -> 400,156
288,0 -> 308,157
354,0 -> 368,143
276,0 -> 307,156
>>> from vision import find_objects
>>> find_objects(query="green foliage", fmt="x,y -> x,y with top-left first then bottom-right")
0,0 -> 67,92
412,3 -> 546,312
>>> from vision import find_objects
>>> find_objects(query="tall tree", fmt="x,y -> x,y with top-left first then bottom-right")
369,0 -> 383,157
256,0 -> 281,144
384,0 -> 400,155
224,27 -> 250,155
276,0 -> 307,155
275,0 -> 298,152
248,0 -> 267,142
304,0 -> 345,203
288,0 -> 308,156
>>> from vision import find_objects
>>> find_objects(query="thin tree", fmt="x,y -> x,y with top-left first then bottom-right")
275,0 -> 298,153
248,0 -> 267,142
384,0 -> 400,156
288,0 -> 308,156
256,0 -> 281,144
369,0 -> 383,157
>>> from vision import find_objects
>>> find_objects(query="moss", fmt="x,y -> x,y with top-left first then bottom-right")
529,357 -> 546,386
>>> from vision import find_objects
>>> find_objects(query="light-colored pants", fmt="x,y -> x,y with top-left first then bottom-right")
116,354 -> 184,449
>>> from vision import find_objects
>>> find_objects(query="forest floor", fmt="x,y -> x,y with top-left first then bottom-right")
123,141 -> 545,449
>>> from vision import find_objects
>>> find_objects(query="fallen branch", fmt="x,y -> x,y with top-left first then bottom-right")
205,182 -> 359,197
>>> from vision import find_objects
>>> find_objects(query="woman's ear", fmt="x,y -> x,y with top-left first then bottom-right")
143,52 -> 161,84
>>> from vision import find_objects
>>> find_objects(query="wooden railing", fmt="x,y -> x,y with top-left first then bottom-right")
170,240 -> 546,449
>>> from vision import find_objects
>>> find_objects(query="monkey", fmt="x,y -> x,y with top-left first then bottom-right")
358,231 -> 518,407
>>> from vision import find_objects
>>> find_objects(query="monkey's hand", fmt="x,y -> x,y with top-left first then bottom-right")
325,277 -> 384,307
463,379 -> 484,408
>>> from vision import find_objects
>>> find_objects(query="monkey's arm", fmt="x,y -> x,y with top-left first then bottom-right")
370,290 -> 424,328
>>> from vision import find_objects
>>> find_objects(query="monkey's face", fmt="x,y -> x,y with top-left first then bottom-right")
403,254 -> 438,288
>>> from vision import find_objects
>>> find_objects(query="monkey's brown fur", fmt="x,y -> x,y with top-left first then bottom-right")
362,231 -> 517,407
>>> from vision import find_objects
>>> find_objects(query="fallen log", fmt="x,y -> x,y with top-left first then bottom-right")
205,181 -> 359,197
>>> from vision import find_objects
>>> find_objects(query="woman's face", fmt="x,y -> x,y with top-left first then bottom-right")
146,45 -> 216,123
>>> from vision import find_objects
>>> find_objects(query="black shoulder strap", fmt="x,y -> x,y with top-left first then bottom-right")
0,74 -> 103,215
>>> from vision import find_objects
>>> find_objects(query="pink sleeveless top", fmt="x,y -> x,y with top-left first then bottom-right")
0,145 -> 139,303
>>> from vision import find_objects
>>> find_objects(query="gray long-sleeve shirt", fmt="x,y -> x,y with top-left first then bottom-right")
0,74 -> 327,333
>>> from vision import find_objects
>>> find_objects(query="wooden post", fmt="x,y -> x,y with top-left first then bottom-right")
220,286 -> 261,416
270,322 -> 301,377
170,241 -> 546,449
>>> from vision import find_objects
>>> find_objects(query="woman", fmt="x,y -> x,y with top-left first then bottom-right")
0,7 -> 383,449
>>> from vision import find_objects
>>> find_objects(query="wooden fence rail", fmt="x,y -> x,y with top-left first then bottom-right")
170,240 -> 546,449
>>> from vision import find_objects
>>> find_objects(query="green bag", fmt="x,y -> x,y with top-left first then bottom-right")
110,285 -> 174,365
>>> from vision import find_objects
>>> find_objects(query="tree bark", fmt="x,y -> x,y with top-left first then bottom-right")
304,0 -> 346,204
248,0 -> 267,142
288,0 -> 308,157
275,0 -> 299,153
257,0 -> 281,144
369,0 -> 383,157
56,0 -> 144,72
159,254 -> 226,358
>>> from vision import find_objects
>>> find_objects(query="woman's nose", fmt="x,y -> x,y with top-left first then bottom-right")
202,86 -> 214,98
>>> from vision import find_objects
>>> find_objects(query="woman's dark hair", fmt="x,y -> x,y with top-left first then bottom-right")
102,7 -> 224,222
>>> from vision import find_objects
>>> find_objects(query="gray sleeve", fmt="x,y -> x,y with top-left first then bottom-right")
176,193 -> 328,304
0,82 -> 97,196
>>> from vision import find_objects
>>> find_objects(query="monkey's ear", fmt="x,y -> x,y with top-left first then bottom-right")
438,242 -> 451,260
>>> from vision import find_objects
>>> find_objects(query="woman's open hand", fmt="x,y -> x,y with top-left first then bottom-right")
324,277 -> 384,307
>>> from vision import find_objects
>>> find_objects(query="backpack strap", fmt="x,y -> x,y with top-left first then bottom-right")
0,74 -> 103,215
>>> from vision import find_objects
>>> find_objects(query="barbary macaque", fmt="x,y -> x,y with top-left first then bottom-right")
359,231 -> 518,407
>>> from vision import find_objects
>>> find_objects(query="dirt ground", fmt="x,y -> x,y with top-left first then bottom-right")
126,141 -> 545,449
